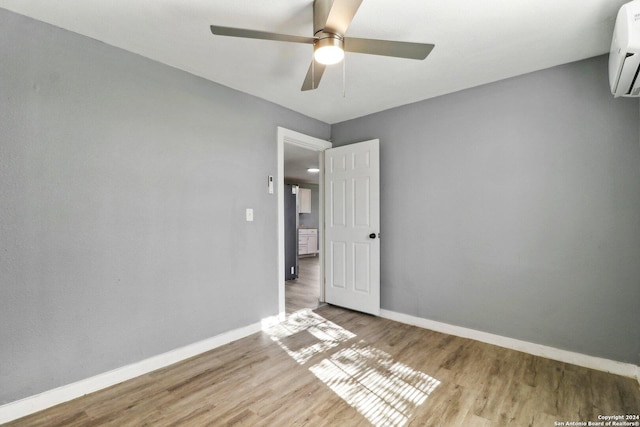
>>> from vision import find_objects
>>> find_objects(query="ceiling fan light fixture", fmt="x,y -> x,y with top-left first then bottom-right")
314,34 -> 344,65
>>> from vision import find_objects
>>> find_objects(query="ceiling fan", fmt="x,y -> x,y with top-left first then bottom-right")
210,0 -> 435,91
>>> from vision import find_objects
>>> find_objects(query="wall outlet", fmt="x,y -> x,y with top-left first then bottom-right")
290,266 -> 294,274
246,208 -> 253,222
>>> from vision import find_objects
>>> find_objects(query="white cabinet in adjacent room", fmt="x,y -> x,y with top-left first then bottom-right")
298,188 -> 311,214
298,228 -> 317,256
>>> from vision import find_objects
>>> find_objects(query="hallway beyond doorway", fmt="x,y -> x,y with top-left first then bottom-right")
285,256 -> 320,313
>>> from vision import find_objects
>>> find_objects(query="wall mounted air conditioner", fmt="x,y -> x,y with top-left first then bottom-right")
609,0 -> 640,97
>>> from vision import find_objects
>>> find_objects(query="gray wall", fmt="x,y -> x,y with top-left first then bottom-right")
0,9 -> 329,404
332,55 -> 640,364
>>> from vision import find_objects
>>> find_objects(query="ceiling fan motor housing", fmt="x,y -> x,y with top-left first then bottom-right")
314,32 -> 344,50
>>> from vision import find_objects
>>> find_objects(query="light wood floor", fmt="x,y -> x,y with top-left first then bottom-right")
6,303 -> 639,426
285,255 -> 320,313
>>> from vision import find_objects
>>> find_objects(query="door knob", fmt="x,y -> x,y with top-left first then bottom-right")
369,233 -> 377,239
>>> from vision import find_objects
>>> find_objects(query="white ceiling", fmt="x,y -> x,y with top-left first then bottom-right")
284,144 -> 320,184
0,0 -> 626,124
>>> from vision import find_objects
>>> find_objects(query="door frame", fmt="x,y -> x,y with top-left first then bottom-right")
277,127 -> 332,314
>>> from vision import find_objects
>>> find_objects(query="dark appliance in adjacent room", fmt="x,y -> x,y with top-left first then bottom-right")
284,184 -> 298,280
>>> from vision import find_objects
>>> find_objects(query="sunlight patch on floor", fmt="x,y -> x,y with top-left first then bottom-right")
310,342 -> 440,426
262,309 -> 355,365
262,309 -> 440,426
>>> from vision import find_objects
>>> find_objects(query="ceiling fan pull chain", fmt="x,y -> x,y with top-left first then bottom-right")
342,55 -> 346,98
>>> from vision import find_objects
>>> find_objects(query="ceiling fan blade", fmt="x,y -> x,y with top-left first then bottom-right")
210,25 -> 315,44
301,61 -> 327,91
345,37 -> 435,60
323,0 -> 364,35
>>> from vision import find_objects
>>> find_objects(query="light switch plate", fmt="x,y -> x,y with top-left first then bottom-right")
246,208 -> 254,222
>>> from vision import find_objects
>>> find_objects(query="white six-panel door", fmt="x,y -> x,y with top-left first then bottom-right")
324,139 -> 380,315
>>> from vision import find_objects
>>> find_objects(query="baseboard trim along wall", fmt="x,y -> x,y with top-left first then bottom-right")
380,309 -> 639,382
0,321 -> 263,424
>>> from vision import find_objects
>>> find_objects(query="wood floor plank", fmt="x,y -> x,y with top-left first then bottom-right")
406,382 -> 465,427
286,256 -> 321,314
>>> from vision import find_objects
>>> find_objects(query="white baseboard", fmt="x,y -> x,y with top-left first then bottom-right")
380,309 -> 639,381
0,320 -> 263,424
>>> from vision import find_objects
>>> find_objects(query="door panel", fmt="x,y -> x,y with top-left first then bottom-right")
330,241 -> 347,288
324,139 -> 380,315
353,243 -> 371,293
353,176 -> 370,227
330,180 -> 346,227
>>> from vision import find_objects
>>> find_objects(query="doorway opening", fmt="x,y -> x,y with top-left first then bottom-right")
277,128 -> 332,315
285,186 -> 321,314
283,140 -> 323,313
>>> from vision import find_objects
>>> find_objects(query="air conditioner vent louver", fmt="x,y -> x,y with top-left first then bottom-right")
630,60 -> 640,95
